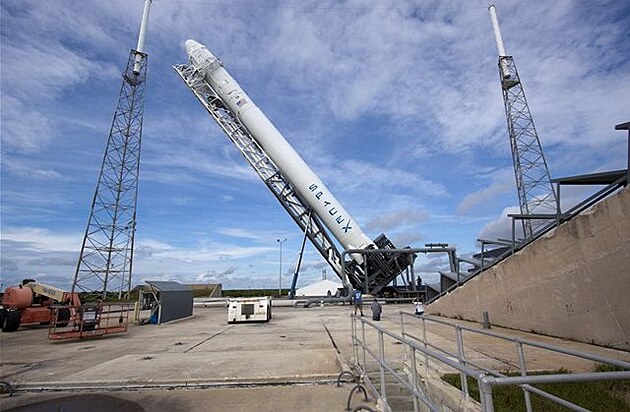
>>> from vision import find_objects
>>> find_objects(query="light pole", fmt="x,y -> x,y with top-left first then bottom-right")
277,238 -> 287,296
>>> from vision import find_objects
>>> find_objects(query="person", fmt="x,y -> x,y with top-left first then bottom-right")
353,288 -> 364,316
414,299 -> 424,316
371,299 -> 382,321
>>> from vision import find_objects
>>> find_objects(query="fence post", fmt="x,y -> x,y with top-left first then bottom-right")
410,347 -> 419,412
516,339 -> 533,412
400,311 -> 405,336
422,316 -> 429,376
455,325 -> 469,399
352,314 -> 358,364
362,319 -> 367,369
400,312 -> 409,367
378,330 -> 388,406
479,376 -> 494,412
511,217 -> 516,254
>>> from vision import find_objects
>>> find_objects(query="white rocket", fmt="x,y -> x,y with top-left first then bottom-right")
185,39 -> 374,257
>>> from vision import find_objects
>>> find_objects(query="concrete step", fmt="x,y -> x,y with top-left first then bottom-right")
366,369 -> 417,411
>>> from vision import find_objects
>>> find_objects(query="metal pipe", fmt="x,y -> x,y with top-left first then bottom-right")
421,317 -> 429,376
351,314 -> 358,365
362,319 -> 367,369
488,4 -> 511,78
519,384 -> 590,412
410,347 -> 419,412
488,4 -> 507,56
511,216 -> 516,254
277,238 -> 286,295
486,370 -> 630,386
455,325 -> 469,399
479,376 -> 495,412
516,340 -> 533,412
133,0 -> 152,74
378,331 -> 387,405
289,214 -> 310,298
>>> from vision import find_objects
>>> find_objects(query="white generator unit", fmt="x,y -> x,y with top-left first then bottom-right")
227,297 -> 272,323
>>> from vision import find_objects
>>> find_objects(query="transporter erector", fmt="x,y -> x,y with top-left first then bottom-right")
176,40 -> 414,294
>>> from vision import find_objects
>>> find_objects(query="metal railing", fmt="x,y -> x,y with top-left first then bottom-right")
48,302 -> 133,340
350,312 -> 630,411
351,314 -> 484,411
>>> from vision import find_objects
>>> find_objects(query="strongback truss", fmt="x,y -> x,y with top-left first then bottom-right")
72,50 -> 147,300
499,56 -> 557,237
174,64 -> 353,286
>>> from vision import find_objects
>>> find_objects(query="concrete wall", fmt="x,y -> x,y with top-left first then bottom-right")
428,187 -> 630,350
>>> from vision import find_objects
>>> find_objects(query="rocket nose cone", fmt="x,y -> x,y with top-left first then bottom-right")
185,39 -> 201,55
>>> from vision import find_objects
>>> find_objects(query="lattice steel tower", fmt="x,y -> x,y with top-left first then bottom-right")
72,0 -> 152,300
489,4 -> 557,238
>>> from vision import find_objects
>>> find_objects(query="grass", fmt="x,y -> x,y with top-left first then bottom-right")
442,365 -> 630,411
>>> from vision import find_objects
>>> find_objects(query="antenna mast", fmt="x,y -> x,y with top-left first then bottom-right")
488,4 -> 557,238
72,0 -> 152,300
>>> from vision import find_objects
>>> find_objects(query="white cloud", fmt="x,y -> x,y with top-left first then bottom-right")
1,155 -> 65,180
324,158 -> 448,198
1,96 -> 55,153
1,0 -> 628,291
1,226 -> 81,252
365,209 -> 429,232
477,205 -> 525,242
456,168 -> 514,215
217,227 -> 280,243
2,43 -> 109,101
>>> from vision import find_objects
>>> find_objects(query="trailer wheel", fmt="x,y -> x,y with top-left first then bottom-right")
2,309 -> 21,332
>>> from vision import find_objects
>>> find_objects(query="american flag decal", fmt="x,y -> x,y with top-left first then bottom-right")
236,98 -> 247,107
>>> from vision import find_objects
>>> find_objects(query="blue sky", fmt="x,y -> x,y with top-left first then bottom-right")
1,0 -> 629,291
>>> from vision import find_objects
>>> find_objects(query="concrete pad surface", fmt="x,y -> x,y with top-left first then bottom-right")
0,384 -> 363,412
63,348 -> 338,383
1,303 -> 628,411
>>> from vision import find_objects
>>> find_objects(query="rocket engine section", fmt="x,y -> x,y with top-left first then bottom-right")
185,40 -> 373,260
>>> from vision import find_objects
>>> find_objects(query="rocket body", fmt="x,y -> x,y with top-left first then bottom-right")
185,39 -> 373,255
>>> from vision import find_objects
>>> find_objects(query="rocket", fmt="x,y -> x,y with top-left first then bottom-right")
185,39 -> 374,258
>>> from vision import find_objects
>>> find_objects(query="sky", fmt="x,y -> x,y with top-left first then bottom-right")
1,0 -> 629,292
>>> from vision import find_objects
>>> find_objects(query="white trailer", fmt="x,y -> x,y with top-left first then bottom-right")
227,297 -> 272,324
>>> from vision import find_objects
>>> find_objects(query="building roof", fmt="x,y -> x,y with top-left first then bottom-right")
146,280 -> 191,292
551,169 -> 627,185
